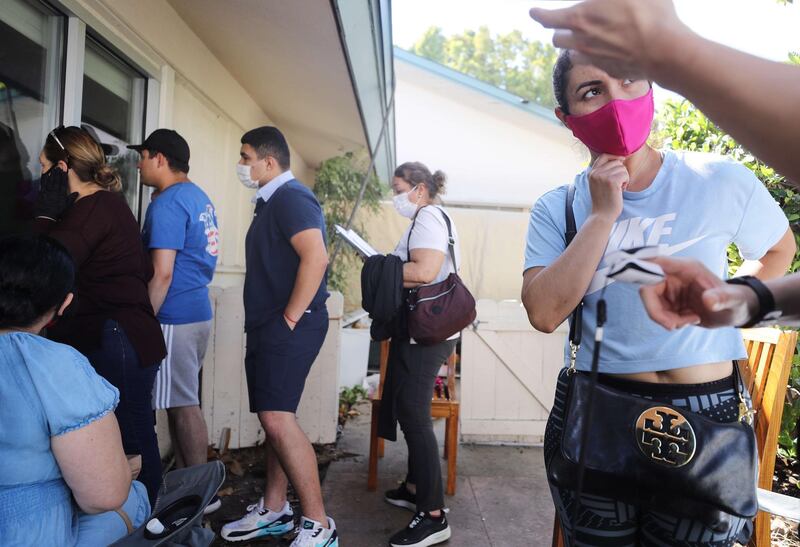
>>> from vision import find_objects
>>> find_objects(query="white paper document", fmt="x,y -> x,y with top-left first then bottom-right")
334,224 -> 379,258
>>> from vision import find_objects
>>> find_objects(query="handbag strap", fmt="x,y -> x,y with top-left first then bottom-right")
406,205 -> 459,270
566,181 -> 601,537
565,185 -> 583,355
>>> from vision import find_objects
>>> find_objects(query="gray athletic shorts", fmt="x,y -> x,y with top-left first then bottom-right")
152,320 -> 212,409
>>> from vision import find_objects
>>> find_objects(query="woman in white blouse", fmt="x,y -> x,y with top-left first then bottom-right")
381,162 -> 461,547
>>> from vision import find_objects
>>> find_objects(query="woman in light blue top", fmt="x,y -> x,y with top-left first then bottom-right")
0,235 -> 149,546
522,51 -> 796,546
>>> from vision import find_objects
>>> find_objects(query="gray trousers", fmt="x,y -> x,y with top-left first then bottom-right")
389,337 -> 457,513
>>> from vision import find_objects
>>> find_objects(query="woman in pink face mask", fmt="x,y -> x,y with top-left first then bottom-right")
521,51 -> 796,546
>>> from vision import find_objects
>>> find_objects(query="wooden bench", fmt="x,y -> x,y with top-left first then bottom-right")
552,327 -> 798,547
741,328 -> 798,546
367,339 -> 460,496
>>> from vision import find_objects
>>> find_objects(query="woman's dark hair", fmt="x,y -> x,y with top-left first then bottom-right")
0,235 -> 74,329
553,49 -> 574,115
43,126 -> 122,191
394,161 -> 447,200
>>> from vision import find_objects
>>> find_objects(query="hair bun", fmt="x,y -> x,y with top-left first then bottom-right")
432,170 -> 447,194
94,164 -> 122,192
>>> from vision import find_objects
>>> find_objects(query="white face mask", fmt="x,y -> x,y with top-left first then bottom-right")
236,163 -> 259,189
393,186 -> 420,218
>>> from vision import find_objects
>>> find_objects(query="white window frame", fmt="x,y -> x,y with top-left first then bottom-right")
50,0 -> 167,220
61,16 -> 84,125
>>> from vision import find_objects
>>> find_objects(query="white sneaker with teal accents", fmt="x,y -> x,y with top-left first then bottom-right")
289,516 -> 339,547
220,498 -> 295,542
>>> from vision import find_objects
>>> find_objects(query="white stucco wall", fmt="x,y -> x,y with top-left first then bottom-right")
64,0 -> 317,279
395,57 -> 587,209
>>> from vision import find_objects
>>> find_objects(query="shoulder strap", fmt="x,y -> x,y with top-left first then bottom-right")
437,207 -> 458,270
565,185 -> 583,347
406,206 -> 458,270
565,185 -> 578,246
405,209 -> 420,263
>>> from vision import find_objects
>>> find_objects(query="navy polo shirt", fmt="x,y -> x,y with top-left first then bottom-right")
243,179 -> 329,332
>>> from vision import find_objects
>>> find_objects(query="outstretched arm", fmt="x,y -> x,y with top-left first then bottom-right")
640,257 -> 800,330
530,0 -> 800,182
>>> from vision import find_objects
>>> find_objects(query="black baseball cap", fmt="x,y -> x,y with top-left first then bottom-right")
127,129 -> 190,168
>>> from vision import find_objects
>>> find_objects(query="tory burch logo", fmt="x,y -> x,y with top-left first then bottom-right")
635,407 -> 696,467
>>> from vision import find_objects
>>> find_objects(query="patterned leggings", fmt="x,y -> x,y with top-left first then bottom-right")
545,368 -> 754,547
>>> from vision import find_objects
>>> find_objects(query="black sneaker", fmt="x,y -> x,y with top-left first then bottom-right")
385,482 -> 417,512
388,512 -> 451,547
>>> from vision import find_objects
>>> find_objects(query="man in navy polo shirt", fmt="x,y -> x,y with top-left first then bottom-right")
222,126 -> 337,546
131,129 -> 221,513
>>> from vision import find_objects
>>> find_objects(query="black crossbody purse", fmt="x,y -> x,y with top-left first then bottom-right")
546,185 -> 759,533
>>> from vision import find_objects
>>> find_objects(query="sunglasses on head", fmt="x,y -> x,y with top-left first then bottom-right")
48,126 -> 70,165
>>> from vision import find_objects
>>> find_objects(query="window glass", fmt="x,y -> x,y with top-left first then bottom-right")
0,0 -> 63,235
81,38 -> 146,216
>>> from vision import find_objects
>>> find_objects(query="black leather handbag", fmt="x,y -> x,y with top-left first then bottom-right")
546,185 -> 758,533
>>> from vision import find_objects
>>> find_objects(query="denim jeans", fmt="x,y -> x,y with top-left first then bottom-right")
85,320 -> 161,505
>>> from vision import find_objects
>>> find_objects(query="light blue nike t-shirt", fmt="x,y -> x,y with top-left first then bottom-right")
524,150 -> 789,374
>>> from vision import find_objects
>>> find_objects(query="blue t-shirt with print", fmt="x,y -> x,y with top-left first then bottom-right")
524,150 -> 789,374
142,182 -> 219,324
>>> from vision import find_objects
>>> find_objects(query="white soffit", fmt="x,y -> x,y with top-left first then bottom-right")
168,0 -> 367,167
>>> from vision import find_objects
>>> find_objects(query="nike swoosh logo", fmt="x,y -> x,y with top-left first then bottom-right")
585,236 -> 706,295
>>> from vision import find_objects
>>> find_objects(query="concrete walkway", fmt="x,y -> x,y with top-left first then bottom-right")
322,402 -> 556,546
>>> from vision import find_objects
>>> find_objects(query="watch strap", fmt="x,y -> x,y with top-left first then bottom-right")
725,275 -> 777,328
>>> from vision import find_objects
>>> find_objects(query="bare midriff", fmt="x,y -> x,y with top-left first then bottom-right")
613,361 -> 733,384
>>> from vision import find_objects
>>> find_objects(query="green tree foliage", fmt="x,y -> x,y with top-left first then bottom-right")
410,26 -> 558,108
312,152 -> 385,294
655,84 -> 800,460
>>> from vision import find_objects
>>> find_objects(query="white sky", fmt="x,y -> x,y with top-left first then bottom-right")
393,0 -> 799,62
393,0 -> 799,105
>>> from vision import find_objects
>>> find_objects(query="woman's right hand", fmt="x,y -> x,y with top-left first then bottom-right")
588,154 -> 627,222
35,169 -> 77,221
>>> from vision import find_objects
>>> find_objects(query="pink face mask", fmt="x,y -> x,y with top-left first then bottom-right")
565,88 -> 654,157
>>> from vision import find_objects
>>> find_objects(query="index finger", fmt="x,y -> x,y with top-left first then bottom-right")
529,6 -> 580,30
639,285 -> 678,330
639,285 -> 700,330
593,154 -> 625,169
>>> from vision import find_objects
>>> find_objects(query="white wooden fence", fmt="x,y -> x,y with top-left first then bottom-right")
157,287 -> 343,454
460,299 -> 568,445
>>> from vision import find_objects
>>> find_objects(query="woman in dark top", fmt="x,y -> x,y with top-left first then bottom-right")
34,126 -> 166,504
